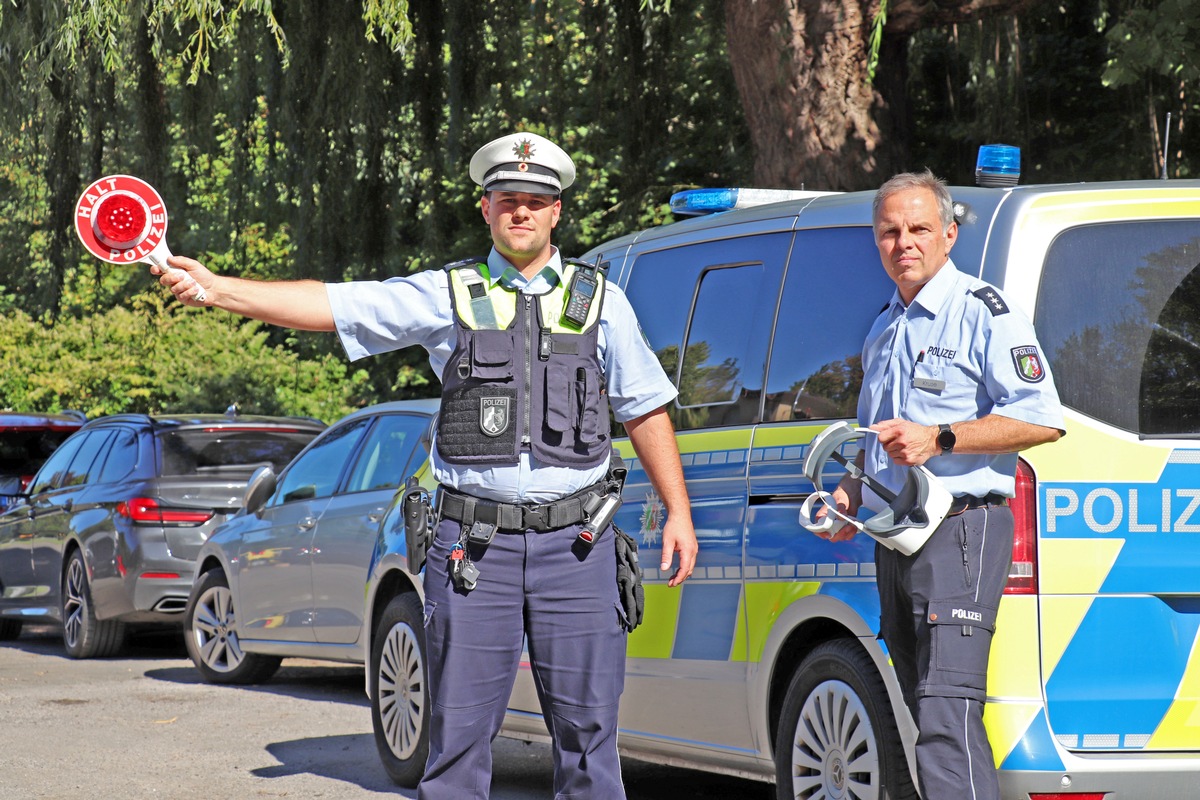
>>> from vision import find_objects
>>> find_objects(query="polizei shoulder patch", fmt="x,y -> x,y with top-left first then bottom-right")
972,286 -> 1010,316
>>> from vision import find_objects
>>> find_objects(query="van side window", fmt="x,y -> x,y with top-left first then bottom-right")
1035,220 -> 1200,436
764,227 -> 892,422
622,234 -> 790,431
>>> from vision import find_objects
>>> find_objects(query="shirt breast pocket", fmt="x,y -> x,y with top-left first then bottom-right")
911,362 -> 976,416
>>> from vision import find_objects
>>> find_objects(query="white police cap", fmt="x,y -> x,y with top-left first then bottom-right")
469,132 -> 576,196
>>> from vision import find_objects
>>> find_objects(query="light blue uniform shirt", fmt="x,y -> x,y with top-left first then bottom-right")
856,260 -> 1065,509
326,247 -> 677,503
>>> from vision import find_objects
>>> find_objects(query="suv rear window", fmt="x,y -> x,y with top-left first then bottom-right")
1034,219 -> 1200,436
157,428 -> 316,476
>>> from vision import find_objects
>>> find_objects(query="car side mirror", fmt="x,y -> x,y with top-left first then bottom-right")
243,465 -> 277,515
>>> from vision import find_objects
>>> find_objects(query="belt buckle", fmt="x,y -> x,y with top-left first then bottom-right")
522,503 -> 549,530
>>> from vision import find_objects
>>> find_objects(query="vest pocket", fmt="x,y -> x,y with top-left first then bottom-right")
469,329 -> 514,380
544,363 -> 574,433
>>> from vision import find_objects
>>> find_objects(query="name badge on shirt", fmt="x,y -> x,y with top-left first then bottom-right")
913,376 -> 946,392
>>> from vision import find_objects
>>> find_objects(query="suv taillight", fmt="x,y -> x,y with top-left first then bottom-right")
117,497 -> 213,526
1005,458 -> 1037,595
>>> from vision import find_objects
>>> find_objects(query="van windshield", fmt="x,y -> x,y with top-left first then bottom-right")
1034,219 -> 1200,436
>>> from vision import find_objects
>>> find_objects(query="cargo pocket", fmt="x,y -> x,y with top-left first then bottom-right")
925,598 -> 998,700
469,329 -> 514,380
544,363 -> 573,433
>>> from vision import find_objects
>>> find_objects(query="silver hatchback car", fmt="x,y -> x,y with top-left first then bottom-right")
183,399 -> 437,684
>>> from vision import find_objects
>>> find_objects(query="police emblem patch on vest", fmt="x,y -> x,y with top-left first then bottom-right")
479,397 -> 511,437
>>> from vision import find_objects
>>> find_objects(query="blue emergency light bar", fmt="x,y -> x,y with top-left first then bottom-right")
670,187 -> 830,216
976,144 -> 1021,187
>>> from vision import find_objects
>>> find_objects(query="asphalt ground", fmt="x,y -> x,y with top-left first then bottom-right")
0,624 -> 770,799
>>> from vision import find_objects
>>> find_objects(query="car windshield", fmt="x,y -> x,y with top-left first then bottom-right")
157,427 -> 316,476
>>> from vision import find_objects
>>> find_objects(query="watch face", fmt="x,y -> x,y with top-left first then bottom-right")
938,425 -> 956,451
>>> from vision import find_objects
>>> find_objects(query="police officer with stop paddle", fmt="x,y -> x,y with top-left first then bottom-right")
154,131 -> 698,799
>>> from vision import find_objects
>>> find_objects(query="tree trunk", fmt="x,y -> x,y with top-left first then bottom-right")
724,0 -> 1036,191
724,0 -> 896,191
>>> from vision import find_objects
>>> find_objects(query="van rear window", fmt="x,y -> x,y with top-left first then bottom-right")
1034,220 -> 1200,436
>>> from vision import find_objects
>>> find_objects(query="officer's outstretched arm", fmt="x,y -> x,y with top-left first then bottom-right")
624,406 -> 697,587
156,255 -> 336,332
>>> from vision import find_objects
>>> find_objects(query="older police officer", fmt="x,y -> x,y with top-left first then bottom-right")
817,170 -> 1064,800
155,132 -> 698,799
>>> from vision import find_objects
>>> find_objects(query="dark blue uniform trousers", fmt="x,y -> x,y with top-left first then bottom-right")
418,516 -> 627,799
876,503 -> 1013,800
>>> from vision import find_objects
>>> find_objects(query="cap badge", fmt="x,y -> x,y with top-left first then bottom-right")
512,138 -> 536,161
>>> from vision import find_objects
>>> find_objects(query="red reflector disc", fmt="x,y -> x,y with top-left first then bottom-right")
579,531 -> 594,542
92,191 -> 150,249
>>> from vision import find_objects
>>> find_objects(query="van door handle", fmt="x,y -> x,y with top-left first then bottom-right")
298,516 -> 317,531
367,507 -> 386,524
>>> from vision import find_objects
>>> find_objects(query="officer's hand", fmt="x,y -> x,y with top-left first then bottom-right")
814,484 -> 860,543
871,418 -> 937,466
153,255 -> 214,307
661,516 -> 697,587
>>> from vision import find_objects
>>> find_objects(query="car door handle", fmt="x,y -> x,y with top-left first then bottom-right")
298,516 -> 317,531
367,507 -> 386,524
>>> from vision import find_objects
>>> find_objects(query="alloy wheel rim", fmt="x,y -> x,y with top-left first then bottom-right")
62,557 -> 86,649
191,585 -> 245,672
790,679 -> 880,800
378,620 -> 425,760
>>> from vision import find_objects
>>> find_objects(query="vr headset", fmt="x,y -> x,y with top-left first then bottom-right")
799,422 -> 952,556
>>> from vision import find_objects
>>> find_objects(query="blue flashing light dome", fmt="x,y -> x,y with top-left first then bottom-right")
976,144 -> 1021,187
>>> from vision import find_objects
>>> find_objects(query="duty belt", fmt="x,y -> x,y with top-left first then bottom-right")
948,492 -> 1009,516
438,482 -> 605,532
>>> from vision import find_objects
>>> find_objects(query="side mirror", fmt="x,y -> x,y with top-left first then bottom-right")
242,465 -> 277,515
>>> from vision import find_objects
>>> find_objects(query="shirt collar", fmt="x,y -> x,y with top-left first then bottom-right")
485,247 -> 563,293
889,259 -> 960,316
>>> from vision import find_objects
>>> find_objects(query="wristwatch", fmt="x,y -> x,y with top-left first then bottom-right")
937,423 -> 956,455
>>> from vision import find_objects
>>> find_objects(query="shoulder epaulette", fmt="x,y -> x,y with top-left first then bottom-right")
971,285 -> 1010,316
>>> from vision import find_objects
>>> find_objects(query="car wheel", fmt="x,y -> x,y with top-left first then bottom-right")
184,569 -> 281,685
371,592 -> 429,788
0,618 -> 22,640
775,639 -> 916,800
61,549 -> 125,659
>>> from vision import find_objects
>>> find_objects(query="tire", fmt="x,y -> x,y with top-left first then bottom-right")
184,569 -> 281,685
0,618 -> 21,640
62,549 -> 125,659
775,639 -> 916,800
370,592 -> 429,788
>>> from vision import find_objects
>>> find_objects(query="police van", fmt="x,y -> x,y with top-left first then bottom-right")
365,151 -> 1200,799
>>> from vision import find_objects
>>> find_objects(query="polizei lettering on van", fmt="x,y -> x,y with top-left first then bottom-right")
1045,485 -> 1200,534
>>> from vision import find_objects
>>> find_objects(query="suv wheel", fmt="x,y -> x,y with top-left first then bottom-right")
371,592 -> 429,788
62,549 -> 125,659
184,569 -> 281,684
775,639 -> 916,800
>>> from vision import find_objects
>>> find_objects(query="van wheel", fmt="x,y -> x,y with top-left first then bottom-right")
61,550 -> 125,659
0,618 -> 21,640
775,639 -> 915,800
370,592 -> 429,788
184,569 -> 281,684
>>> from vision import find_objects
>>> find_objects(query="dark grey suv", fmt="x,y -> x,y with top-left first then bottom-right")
0,411 -> 325,657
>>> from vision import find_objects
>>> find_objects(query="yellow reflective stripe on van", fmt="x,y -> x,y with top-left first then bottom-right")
738,581 -> 821,663
1030,415 -> 1169,483
1148,631 -> 1200,748
627,583 -> 682,659
1022,191 -> 1200,225
1038,539 -> 1123,595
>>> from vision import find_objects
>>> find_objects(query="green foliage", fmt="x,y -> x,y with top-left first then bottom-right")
1102,0 -> 1200,87
0,290 -> 368,420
